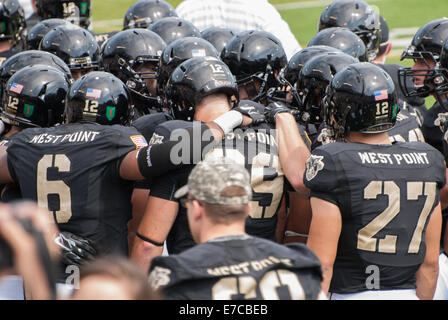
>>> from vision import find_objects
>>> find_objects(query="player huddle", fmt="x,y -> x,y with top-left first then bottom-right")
0,0 -> 446,300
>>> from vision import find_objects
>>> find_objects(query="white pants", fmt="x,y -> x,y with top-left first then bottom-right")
434,253 -> 448,300
0,276 -> 24,300
330,289 -> 419,300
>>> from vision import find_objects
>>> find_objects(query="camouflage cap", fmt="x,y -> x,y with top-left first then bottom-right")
174,156 -> 252,205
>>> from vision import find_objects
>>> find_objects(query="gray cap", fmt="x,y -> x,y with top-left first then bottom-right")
174,156 -> 252,205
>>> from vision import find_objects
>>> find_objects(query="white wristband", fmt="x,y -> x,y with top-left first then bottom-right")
212,110 -> 243,135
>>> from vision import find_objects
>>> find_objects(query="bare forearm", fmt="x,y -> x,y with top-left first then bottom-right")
276,113 -> 310,194
130,237 -> 164,273
416,263 -> 438,300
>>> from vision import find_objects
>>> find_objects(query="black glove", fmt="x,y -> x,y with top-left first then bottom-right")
264,101 -> 292,124
54,231 -> 97,267
233,104 -> 266,125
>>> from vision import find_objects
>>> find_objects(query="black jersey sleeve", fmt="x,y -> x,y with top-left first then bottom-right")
303,147 -> 344,206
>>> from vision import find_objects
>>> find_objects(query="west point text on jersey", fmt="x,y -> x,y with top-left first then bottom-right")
28,131 -> 101,144
358,151 -> 430,166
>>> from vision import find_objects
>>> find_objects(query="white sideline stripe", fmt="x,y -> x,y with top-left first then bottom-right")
274,0 -> 383,10
92,1 -> 416,48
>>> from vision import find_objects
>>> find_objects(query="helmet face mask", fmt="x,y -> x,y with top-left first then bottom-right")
221,30 -> 287,104
297,52 -> 359,126
101,29 -> 166,112
318,0 -> 380,62
399,19 -> 448,100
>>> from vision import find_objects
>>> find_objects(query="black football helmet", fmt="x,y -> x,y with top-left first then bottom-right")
318,0 -> 380,62
0,50 -> 72,95
297,52 -> 359,125
148,17 -> 201,45
0,0 -> 26,50
398,19 -> 448,99
308,27 -> 368,62
200,27 -> 236,55
123,0 -> 177,30
324,62 -> 397,139
65,71 -> 132,125
221,30 -> 287,103
1,64 -> 71,128
269,45 -> 343,107
101,29 -> 166,112
166,56 -> 239,120
36,0 -> 91,29
157,36 -> 219,103
40,24 -> 100,77
26,18 -> 68,50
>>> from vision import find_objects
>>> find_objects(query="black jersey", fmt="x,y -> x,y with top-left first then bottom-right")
6,123 -> 148,254
422,102 -> 445,153
148,235 -> 323,300
388,108 -> 425,143
304,141 -> 445,293
150,115 -> 310,253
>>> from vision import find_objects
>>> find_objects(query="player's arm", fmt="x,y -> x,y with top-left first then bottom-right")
120,112 -> 244,181
416,202 -> 442,300
0,146 -> 14,184
274,110 -> 310,195
127,188 -> 150,254
130,196 -> 179,272
306,197 -> 342,295
282,191 -> 312,244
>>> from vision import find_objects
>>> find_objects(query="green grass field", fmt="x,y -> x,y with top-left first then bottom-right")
92,0 -> 448,106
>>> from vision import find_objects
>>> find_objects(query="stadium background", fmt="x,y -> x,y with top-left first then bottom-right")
91,0 -> 448,106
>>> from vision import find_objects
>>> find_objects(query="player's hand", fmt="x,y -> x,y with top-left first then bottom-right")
233,104 -> 266,126
54,231 -> 97,267
265,101 -> 292,124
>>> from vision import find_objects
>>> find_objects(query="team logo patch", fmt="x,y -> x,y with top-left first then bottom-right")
86,88 -> 101,99
305,155 -> 325,181
106,106 -> 115,121
80,2 -> 88,15
392,104 -> 398,118
374,89 -> 388,101
149,133 -> 164,145
10,83 -> 23,94
24,104 -> 35,118
148,266 -> 171,290
130,135 -> 148,149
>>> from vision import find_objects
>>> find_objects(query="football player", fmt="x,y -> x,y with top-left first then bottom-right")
221,30 -> 287,105
318,0 -> 380,62
130,56 -> 311,271
399,18 -> 448,152
39,23 -> 100,80
304,63 -> 444,299
101,28 -> 167,116
148,156 -> 325,300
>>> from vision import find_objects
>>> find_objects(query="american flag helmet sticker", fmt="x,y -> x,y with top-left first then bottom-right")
86,88 -> 102,99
